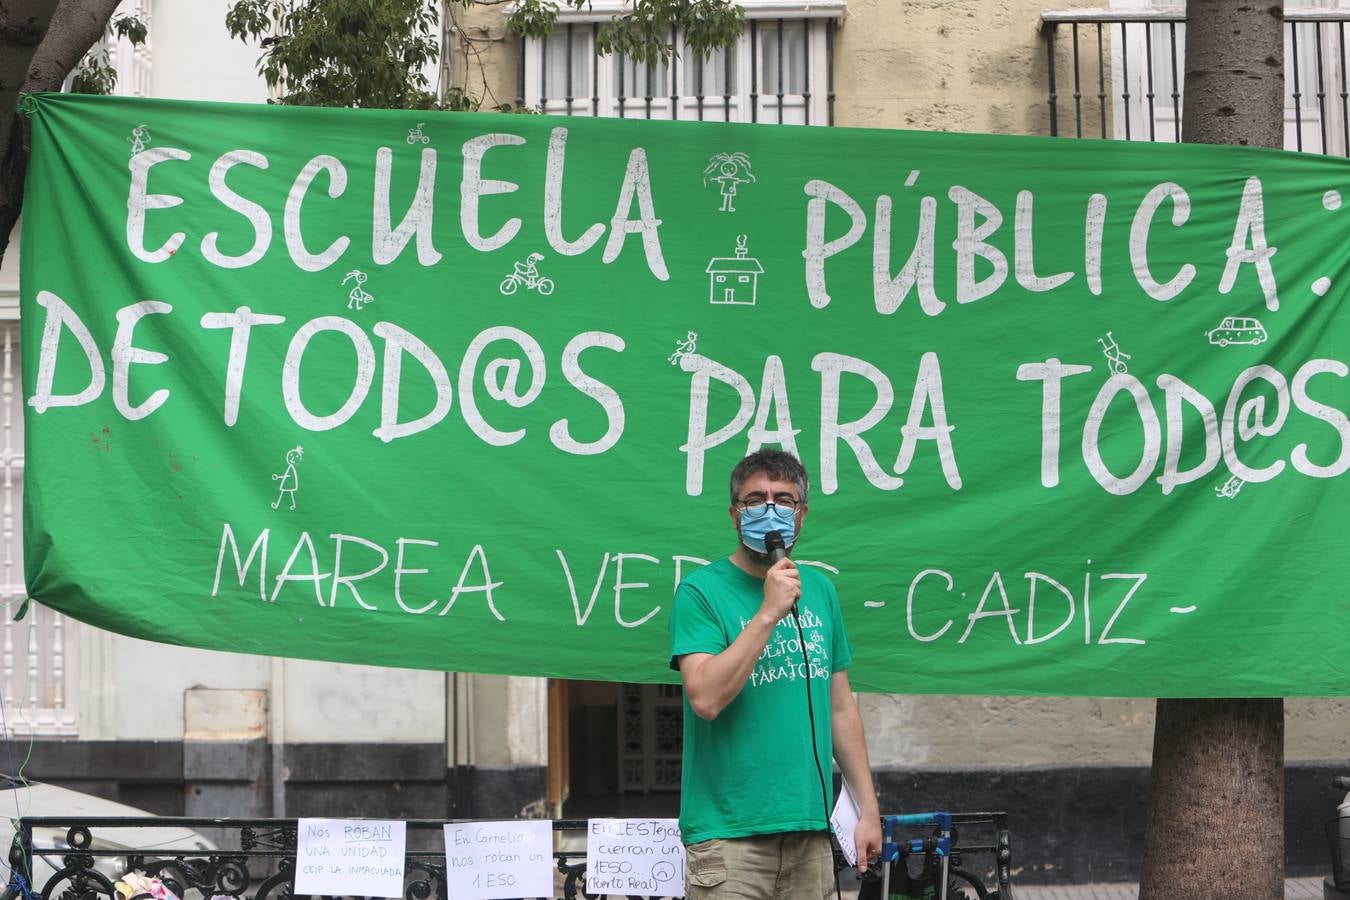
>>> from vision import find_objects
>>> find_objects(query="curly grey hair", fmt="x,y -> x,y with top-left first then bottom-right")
728,448 -> 809,505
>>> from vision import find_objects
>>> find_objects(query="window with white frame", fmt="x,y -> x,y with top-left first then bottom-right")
0,327 -> 77,735
63,0 -> 153,98
521,1 -> 843,125
110,0 -> 154,98
1108,0 -> 1350,153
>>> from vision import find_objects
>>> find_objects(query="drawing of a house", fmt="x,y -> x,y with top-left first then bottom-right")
706,235 -> 764,305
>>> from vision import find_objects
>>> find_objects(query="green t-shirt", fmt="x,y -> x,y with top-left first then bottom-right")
668,556 -> 855,845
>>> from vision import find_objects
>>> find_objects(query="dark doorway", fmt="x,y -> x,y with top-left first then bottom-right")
562,681 -> 682,819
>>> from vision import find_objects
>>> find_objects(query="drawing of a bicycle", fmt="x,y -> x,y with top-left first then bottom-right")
500,252 -> 555,296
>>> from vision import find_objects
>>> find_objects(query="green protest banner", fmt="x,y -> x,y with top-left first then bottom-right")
19,93 -> 1350,696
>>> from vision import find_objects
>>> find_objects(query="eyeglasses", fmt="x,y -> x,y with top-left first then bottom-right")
734,497 -> 801,519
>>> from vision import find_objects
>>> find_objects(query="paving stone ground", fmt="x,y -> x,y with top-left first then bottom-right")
834,875 -> 1326,898
1009,875 -> 1324,899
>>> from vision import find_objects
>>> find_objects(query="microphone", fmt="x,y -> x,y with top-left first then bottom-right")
764,530 -> 787,565
763,531 -> 798,617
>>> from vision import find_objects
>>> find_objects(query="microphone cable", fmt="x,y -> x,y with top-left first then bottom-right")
791,605 -> 844,900
767,530 -> 844,900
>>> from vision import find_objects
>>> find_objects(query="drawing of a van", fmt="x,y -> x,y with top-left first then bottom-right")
1205,316 -> 1267,347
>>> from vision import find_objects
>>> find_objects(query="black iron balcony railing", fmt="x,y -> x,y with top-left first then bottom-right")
2,812 -> 1015,899
1041,6 -> 1350,155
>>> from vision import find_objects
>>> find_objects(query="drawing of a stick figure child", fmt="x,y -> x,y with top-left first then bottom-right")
342,270 -> 374,310
668,330 -> 699,365
702,152 -> 756,212
128,125 -> 150,155
1096,331 -> 1131,374
514,252 -> 544,282
271,446 -> 304,510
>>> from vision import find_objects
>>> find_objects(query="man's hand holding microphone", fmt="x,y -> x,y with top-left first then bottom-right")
759,530 -> 800,623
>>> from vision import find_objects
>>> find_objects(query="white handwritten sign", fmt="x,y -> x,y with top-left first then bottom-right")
294,818 -> 406,898
442,820 -> 554,899
585,818 -> 684,896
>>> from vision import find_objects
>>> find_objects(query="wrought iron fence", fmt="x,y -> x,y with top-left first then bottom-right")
2,812 -> 1015,899
1040,6 -> 1350,155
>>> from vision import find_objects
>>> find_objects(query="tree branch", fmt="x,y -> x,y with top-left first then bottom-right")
24,0 -> 122,94
0,0 -> 60,157
0,0 -> 122,264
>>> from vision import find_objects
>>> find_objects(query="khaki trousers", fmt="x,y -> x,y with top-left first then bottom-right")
684,831 -> 836,899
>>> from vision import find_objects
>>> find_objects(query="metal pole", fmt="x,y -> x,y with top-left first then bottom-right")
1046,24 -> 1059,136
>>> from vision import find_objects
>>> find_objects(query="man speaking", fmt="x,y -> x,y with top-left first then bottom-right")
669,448 -> 882,898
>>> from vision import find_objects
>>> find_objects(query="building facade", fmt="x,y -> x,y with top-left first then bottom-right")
0,0 -> 1347,884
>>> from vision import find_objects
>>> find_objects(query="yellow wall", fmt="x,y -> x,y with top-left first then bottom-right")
443,0 -> 1112,136
834,0 -> 1101,135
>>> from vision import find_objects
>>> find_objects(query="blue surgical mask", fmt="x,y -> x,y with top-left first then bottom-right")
738,504 -> 797,553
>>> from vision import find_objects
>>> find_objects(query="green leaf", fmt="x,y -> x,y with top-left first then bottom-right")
111,14 -> 149,46
226,0 -> 443,109
227,0 -> 742,111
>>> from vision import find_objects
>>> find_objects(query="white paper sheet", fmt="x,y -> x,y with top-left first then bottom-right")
585,818 -> 684,896
443,820 -> 554,899
830,779 -> 861,867
294,818 -> 406,898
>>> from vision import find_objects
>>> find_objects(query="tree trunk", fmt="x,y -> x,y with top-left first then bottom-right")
0,1 -> 61,157
0,0 -> 123,264
1180,1 -> 1286,149
1138,5 -> 1285,899
1140,699 -> 1284,898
